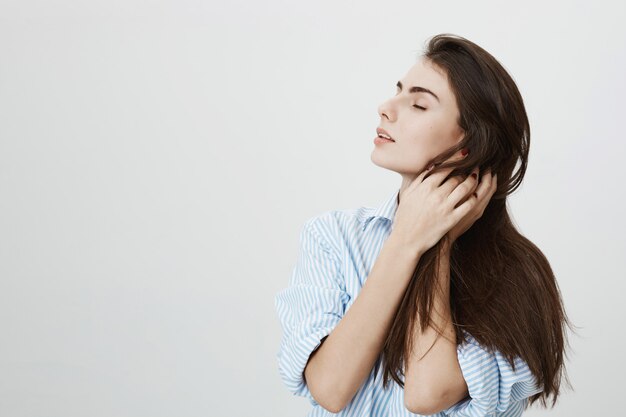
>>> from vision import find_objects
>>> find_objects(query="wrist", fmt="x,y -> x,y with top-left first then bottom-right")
386,232 -> 426,261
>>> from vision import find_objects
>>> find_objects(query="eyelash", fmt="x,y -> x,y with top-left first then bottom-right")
395,90 -> 426,110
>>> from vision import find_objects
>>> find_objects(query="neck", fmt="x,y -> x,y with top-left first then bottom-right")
398,173 -> 421,204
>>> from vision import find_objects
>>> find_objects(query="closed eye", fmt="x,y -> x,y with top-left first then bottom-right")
413,105 -> 426,110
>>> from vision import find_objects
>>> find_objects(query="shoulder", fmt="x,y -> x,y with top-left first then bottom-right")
302,206 -> 371,254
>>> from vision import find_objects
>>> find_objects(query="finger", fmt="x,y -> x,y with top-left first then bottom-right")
452,168 -> 481,208
472,168 -> 482,193
449,186 -> 478,224
480,172 -> 498,202
471,169 -> 495,210
424,148 -> 469,187
447,167 -> 480,209
474,168 -> 493,198
441,165 -> 478,196
408,162 -> 436,191
491,173 -> 498,194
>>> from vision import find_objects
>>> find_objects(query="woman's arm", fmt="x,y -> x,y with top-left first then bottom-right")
403,242 -> 469,415
303,232 -> 423,413
404,169 -> 498,414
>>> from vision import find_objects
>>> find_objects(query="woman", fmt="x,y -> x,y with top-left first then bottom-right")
274,33 -> 573,417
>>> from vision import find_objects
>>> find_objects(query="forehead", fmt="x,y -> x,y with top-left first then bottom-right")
400,58 -> 453,103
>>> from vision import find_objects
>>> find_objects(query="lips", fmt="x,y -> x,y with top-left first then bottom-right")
376,127 -> 395,141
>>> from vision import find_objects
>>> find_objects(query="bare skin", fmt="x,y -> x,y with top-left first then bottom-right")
304,151 -> 497,413
304,57 -> 498,413
400,161 -> 497,415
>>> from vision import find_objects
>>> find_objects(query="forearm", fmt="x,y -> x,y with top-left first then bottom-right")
304,233 -> 423,412
404,243 -> 460,415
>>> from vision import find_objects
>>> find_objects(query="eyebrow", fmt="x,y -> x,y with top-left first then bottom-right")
396,81 -> 440,102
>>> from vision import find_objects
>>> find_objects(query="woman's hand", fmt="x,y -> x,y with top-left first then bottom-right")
445,168 -> 498,248
390,150 -> 482,255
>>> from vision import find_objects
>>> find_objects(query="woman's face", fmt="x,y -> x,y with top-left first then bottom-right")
372,57 -> 464,175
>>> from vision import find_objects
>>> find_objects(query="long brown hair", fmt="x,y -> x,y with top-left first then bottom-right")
379,34 -> 576,409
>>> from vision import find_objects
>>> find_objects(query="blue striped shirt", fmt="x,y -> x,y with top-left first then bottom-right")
274,188 -> 543,417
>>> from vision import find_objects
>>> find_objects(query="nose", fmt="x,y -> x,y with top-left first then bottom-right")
377,97 -> 396,121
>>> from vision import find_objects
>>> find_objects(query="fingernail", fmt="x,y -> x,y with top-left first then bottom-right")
461,148 -> 469,156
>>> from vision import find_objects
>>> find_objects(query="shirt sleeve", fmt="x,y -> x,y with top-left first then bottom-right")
274,216 -> 351,406
441,330 -> 544,417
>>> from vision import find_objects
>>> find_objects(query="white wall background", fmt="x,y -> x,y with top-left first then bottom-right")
0,1 -> 623,416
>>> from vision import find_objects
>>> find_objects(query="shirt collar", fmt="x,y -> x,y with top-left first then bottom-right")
359,188 -> 400,232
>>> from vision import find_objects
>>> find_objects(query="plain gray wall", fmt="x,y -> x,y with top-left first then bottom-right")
0,1 -> 624,416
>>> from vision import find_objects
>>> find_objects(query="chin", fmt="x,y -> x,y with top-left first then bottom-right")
370,151 -> 401,172
371,152 -> 427,175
